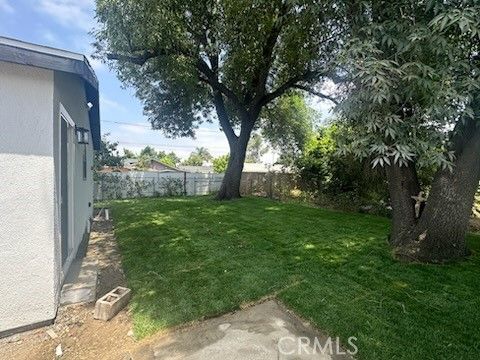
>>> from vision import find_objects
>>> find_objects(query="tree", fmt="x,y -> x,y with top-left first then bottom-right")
135,146 -> 161,169
136,156 -> 152,170
139,146 -> 161,159
95,0 -> 345,199
182,154 -> 203,166
245,133 -> 268,163
128,147 -> 180,167
123,148 -> 136,158
213,154 -> 229,173
336,1 -> 480,262
262,93 -> 315,167
194,147 -> 213,163
160,152 -> 181,167
182,147 -> 213,166
297,124 -> 387,200
182,153 -> 204,166
94,134 -> 124,170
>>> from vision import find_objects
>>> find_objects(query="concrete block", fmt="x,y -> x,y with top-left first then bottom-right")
94,286 -> 131,321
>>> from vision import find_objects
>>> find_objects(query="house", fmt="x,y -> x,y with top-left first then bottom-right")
0,37 -> 100,336
178,165 -> 214,173
178,163 -> 291,174
97,166 -> 132,173
123,157 -> 138,169
123,158 -> 182,172
243,162 -> 291,173
149,159 -> 181,172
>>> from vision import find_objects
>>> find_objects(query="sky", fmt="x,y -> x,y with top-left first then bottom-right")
0,0 -> 333,162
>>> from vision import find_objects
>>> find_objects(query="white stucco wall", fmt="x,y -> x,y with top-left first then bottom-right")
0,61 -> 57,333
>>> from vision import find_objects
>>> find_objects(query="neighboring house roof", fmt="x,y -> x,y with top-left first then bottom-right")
149,159 -> 182,172
0,36 -> 101,150
123,158 -> 138,168
178,165 -> 214,173
122,158 -> 182,172
243,163 -> 291,173
97,166 -> 131,173
177,163 -> 291,174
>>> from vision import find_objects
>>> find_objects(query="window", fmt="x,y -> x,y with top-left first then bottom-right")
83,147 -> 87,180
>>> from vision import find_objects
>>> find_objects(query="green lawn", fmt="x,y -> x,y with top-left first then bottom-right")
108,196 -> 480,359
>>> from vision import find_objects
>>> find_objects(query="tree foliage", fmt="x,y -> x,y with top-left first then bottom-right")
245,133 -> 268,163
94,134 -> 124,170
297,124 -> 387,201
213,154 -> 229,173
134,146 -> 181,169
161,152 -> 181,167
182,147 -> 213,166
262,93 -> 315,166
123,148 -> 136,158
335,1 -> 480,170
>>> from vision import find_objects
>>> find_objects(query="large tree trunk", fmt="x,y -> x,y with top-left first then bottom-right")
385,163 -> 421,247
216,118 -> 254,200
388,122 -> 480,263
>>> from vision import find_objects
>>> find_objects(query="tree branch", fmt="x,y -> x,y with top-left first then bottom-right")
196,58 -> 246,112
107,41 -> 195,65
106,49 -> 160,65
212,91 -> 238,146
107,46 -> 244,114
292,84 -> 339,105
249,2 -> 291,103
257,69 -> 324,107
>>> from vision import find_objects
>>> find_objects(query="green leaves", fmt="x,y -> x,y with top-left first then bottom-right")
335,1 -> 480,171
429,6 -> 480,37
95,0 -> 344,142
213,154 -> 229,173
261,93 -> 315,166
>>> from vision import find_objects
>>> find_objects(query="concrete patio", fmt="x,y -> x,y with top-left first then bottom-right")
127,300 -> 354,360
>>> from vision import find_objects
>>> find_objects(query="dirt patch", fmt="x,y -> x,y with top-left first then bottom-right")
0,216 -> 137,359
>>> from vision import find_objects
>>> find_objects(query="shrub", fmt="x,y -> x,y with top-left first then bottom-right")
296,125 -> 389,213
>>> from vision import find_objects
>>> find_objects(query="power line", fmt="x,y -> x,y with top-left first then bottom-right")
101,120 -> 223,133
103,120 -> 150,127
116,140 -> 228,150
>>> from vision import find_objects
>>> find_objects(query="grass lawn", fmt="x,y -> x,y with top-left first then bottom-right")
107,196 -> 480,359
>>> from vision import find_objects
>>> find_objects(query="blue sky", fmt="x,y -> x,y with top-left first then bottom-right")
0,0 -> 332,161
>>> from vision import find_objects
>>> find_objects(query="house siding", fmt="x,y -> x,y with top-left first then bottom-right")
0,61 -> 57,333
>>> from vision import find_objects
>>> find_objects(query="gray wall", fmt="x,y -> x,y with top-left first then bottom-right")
53,71 -> 94,273
0,61 -> 57,333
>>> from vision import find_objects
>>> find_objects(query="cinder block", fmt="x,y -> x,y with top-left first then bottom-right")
94,286 -> 131,321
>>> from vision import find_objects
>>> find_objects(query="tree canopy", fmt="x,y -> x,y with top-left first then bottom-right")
213,154 -> 229,173
336,1 -> 480,170
132,146 -> 181,168
95,0 -> 346,199
94,134 -> 124,170
262,93 -> 315,166
182,147 -> 213,166
245,133 -> 268,163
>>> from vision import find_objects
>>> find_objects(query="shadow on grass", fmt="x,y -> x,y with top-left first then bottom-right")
107,196 -> 480,359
